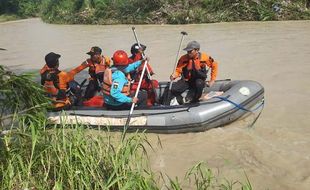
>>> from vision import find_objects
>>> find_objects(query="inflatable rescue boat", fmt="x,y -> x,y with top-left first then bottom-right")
47,79 -> 264,133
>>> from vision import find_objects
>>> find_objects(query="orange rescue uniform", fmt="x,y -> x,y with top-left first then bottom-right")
40,65 -> 81,108
174,52 -> 218,81
72,56 -> 111,81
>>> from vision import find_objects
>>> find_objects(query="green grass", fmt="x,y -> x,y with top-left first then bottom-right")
0,65 -> 49,129
0,14 -> 20,22
1,123 -> 254,190
0,122 -> 159,189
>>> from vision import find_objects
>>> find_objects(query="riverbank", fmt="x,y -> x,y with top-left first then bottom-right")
0,14 -> 20,22
1,0 -> 310,24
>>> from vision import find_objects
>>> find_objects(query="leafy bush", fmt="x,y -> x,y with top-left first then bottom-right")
0,0 -> 42,17
0,65 -> 49,129
1,0 -> 310,24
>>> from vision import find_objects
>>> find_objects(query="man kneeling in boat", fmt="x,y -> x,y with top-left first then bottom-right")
167,41 -> 219,104
40,52 -> 82,110
102,50 -> 147,110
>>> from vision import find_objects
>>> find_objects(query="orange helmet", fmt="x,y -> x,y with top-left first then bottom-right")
113,50 -> 128,66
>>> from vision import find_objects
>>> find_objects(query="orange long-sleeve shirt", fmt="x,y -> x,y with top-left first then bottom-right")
174,52 -> 218,81
71,56 -> 111,78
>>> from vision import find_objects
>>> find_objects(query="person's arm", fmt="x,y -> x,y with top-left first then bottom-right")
171,55 -> 187,80
146,63 -> 154,75
68,60 -> 90,77
40,64 -> 49,75
123,60 -> 143,73
56,71 -> 69,100
207,56 -> 218,81
206,56 -> 218,86
110,74 -> 132,103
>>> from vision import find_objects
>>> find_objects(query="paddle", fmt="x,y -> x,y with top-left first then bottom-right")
124,58 -> 149,129
131,26 -> 152,79
164,31 -> 188,105
131,26 -> 158,105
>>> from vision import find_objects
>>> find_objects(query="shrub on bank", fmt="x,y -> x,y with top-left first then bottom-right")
0,65 -> 49,129
1,0 -> 309,23
39,0 -> 310,24
0,0 -> 42,18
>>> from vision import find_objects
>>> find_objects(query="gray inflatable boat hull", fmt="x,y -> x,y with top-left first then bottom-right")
47,80 -> 264,133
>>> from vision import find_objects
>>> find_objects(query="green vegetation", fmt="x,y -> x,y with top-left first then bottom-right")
0,65 -> 49,129
0,0 -> 310,24
0,124 -> 253,190
0,66 -> 254,189
0,14 -> 19,22
0,0 -> 42,20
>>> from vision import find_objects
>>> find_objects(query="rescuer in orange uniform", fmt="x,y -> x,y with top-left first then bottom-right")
40,52 -> 82,109
169,41 -> 219,104
73,46 -> 111,100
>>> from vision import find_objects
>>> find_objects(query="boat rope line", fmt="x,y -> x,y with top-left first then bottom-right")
214,96 -> 265,128
214,96 -> 253,112
248,101 -> 264,128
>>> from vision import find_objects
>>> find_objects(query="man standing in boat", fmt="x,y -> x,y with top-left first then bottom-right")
169,41 -> 219,104
102,50 -> 147,110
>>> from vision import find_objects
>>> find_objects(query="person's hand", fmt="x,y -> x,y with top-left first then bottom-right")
144,56 -> 150,62
170,74 -> 176,81
132,97 -> 139,104
207,80 -> 215,87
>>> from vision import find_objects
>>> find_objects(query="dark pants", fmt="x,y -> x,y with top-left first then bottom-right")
106,90 -> 148,110
68,80 -> 83,106
84,79 -> 100,100
162,78 -> 205,104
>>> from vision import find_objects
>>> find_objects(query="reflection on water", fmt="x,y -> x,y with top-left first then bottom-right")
1,18 -> 310,190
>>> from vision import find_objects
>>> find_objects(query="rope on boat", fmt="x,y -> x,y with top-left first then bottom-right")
214,96 -> 265,128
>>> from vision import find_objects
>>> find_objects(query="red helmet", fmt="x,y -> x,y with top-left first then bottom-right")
113,50 -> 128,66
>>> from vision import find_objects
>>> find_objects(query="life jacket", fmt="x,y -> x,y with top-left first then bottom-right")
181,52 -> 210,80
128,53 -> 154,83
41,68 -> 71,109
102,67 -> 130,96
128,53 -> 142,64
86,56 -> 110,80
41,68 -> 61,97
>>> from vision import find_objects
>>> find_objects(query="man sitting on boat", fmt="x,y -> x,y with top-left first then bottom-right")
168,40 -> 219,104
102,50 -> 147,110
128,43 -> 159,106
40,52 -> 82,110
73,46 -> 111,100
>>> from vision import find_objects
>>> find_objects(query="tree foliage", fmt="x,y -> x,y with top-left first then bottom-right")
0,0 -> 42,17
0,0 -> 309,24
